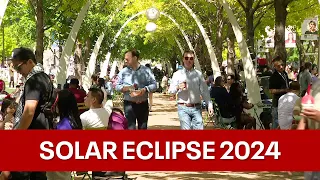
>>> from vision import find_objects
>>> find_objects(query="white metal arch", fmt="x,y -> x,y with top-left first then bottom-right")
221,0 -> 262,129
56,0 -> 91,86
82,10 -> 202,91
83,10 -> 201,91
179,0 -> 220,79
81,0 -> 129,90
160,12 -> 201,71
0,0 -> 9,26
99,10 -> 201,74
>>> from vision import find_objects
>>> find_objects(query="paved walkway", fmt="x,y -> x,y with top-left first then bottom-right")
77,93 -> 304,179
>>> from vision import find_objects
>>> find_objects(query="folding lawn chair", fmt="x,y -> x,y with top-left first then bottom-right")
207,98 -> 236,129
92,171 -> 129,180
72,171 -> 92,180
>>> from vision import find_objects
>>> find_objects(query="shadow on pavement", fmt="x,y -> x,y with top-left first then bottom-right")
126,171 -> 304,180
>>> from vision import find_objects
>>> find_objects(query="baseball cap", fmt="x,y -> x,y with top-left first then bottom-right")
9,47 -> 36,63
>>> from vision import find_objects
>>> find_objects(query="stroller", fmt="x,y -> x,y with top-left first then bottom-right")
92,108 -> 129,180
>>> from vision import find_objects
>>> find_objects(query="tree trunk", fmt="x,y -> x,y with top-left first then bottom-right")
84,37 -> 91,67
295,32 -> 305,66
227,23 -> 235,75
245,0 -> 255,57
74,41 -> 83,84
246,13 -> 255,56
35,0 -> 44,64
274,0 -> 291,65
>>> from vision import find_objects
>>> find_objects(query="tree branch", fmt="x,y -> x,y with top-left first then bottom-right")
253,4 -> 273,30
252,0 -> 263,13
48,0 -> 63,18
43,12 -> 64,30
253,0 -> 273,12
289,3 -> 317,13
236,0 -> 247,11
28,0 -> 37,20
43,3 -> 72,30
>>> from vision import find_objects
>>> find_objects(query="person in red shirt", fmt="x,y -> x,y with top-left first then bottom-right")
68,78 -> 87,114
68,78 -> 86,103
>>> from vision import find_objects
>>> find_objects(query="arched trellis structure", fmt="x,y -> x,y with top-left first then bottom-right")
56,0 -> 91,86
221,0 -> 262,129
85,0 -> 129,79
0,0 -> 9,26
57,0 -> 129,86
221,0 -> 261,105
58,0 -> 260,108
99,11 -> 201,75
82,10 -> 143,91
82,10 -> 201,92
160,11 -> 201,70
175,37 -> 184,55
179,0 -> 221,79
3,0 -> 263,127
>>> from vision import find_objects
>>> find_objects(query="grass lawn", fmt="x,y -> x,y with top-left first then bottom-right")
4,81 -> 15,94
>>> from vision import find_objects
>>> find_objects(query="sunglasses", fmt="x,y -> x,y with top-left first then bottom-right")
184,57 -> 194,60
14,62 -> 25,71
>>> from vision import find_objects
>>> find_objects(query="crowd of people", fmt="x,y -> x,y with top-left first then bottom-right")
0,47 -> 117,179
205,55 -> 320,131
1,46 -> 320,179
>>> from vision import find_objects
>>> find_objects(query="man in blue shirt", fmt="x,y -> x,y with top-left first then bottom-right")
116,49 -> 157,129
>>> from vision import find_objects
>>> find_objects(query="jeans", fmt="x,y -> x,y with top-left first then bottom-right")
272,107 -> 279,129
123,100 -> 149,130
177,105 -> 203,130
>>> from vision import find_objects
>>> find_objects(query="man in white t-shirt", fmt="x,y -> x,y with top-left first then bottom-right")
80,88 -> 111,129
278,81 -> 300,129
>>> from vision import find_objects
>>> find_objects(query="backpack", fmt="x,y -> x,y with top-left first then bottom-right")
39,73 -> 59,129
108,108 -> 128,130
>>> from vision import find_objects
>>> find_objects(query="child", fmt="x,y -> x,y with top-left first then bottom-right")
0,98 -> 18,130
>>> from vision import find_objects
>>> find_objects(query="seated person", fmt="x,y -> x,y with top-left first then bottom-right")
0,98 -> 18,130
210,76 -> 235,124
80,88 -> 111,130
229,82 -> 256,129
278,81 -> 300,130
68,78 -> 87,114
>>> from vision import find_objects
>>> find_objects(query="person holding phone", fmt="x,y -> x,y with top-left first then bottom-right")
168,50 -> 213,130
